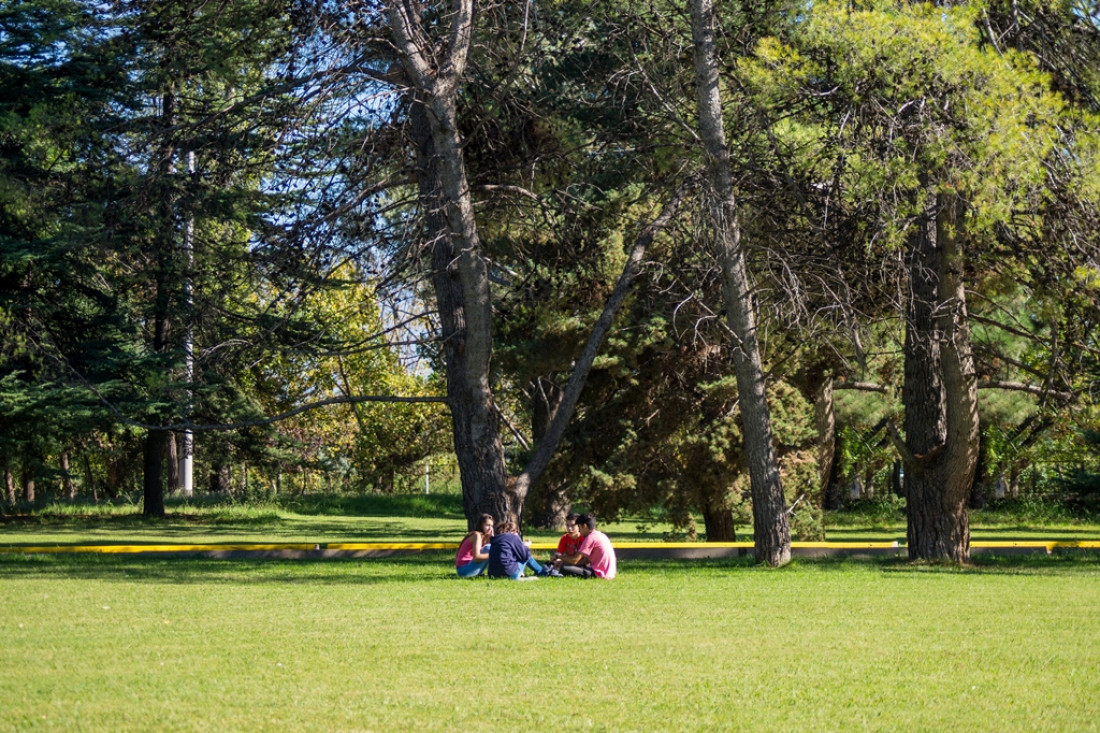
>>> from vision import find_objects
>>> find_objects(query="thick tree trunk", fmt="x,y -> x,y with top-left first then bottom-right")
404,76 -> 510,528
22,469 -> 35,504
209,462 -> 230,493
389,2 -> 502,526
142,89 -> 177,519
5,464 -> 15,505
689,0 -> 789,566
701,491 -> 737,541
393,0 -> 683,527
143,429 -> 167,517
901,191 -> 979,562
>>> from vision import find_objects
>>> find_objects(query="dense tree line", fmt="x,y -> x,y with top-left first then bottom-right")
1,0 -> 1097,563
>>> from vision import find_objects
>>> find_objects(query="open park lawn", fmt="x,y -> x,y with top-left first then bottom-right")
2,550 -> 1099,732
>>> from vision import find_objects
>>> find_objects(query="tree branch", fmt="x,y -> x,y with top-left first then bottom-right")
977,379 -> 1073,401
512,178 -> 693,499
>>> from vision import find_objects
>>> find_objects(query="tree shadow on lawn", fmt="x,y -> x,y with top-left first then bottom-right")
875,551 -> 1100,576
623,552 -> 1100,576
5,550 -> 1098,587
0,552 -> 459,586
0,515 -> 460,543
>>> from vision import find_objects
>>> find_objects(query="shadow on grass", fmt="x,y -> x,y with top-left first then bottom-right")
4,548 -> 1099,586
0,511 -> 465,543
0,551 -> 458,585
0,522 -> 459,543
623,552 -> 1100,576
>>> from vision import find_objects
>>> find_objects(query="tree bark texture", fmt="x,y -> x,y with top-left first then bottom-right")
166,432 -> 180,489
814,377 -> 836,509
902,191 -> 980,562
393,1 -> 512,528
143,89 -> 177,518
689,0 -> 790,565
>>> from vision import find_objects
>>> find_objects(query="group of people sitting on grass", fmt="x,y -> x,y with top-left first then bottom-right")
454,512 -> 617,580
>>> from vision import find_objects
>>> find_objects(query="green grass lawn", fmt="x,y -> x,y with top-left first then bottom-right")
2,551 -> 1099,731
4,493 -> 1100,547
0,494 -> 695,547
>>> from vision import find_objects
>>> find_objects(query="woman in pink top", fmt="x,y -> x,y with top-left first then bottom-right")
455,514 -> 494,578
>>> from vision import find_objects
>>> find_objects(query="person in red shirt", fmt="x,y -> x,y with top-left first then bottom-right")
548,512 -> 583,571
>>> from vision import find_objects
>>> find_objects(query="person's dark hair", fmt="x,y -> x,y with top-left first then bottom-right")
578,514 -> 597,531
467,514 -> 494,542
565,512 -> 580,524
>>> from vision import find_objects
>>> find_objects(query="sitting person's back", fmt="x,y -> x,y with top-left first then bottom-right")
488,521 -> 547,580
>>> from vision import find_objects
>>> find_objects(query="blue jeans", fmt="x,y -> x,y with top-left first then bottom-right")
456,560 -> 488,578
509,556 -> 544,580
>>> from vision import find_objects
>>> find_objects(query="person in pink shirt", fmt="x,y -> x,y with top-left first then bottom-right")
559,514 -> 617,579
454,514 -> 494,578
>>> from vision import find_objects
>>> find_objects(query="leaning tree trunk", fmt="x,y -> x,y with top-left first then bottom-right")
392,0 -> 686,526
528,379 -> 571,529
900,190 -> 980,562
689,0 -> 790,566
392,1 -> 510,528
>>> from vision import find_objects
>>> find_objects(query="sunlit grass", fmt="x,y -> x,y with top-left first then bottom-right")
1,552 -> 1098,731
2,492 -> 1098,547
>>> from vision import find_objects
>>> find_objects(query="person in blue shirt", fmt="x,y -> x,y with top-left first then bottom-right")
487,521 -> 551,580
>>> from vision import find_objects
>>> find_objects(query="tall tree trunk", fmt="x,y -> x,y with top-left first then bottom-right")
82,453 -> 99,502
814,377 -> 836,508
143,89 -> 176,519
393,0 -> 510,529
689,0 -> 790,566
166,432 -> 180,490
393,1 -> 684,527
209,462 -> 230,494
22,468 -> 35,504
407,92 -> 511,528
60,450 -> 75,502
900,190 -> 979,562
5,464 -> 15,505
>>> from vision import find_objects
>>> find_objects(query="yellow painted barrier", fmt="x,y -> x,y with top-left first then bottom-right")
327,542 -> 454,551
1,543 -> 320,554
0,539 -> 1096,555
